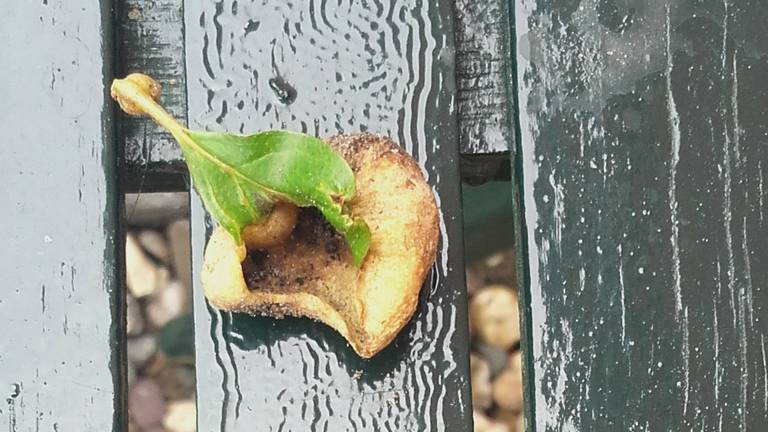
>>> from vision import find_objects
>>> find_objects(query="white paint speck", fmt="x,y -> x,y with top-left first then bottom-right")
761,334 -> 767,412
618,245 -> 627,346
732,47 -> 741,164
714,293 -> 721,407
742,217 -> 754,324
721,0 -> 729,71
759,161 -> 765,226
665,6 -> 683,317
682,307 -> 690,416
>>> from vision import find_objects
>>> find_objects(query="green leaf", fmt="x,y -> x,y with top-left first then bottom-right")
173,128 -> 371,266
343,218 -> 372,267
109,74 -> 370,266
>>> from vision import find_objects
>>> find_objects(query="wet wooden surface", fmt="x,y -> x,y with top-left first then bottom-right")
184,0 -> 472,430
454,0 -> 517,184
120,0 -> 516,190
0,1 -> 125,431
117,0 -> 188,192
513,0 -> 768,430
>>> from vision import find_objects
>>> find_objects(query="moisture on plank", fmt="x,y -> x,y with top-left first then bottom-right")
454,0 -> 516,156
118,0 -> 516,190
513,0 -> 768,430
184,1 -> 472,430
0,1 -> 125,430
117,0 -> 188,192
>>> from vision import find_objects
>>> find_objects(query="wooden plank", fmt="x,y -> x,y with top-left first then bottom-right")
513,0 -> 768,430
184,1 -> 472,429
454,0 -> 517,183
117,0 -> 188,192
120,0 -> 516,190
0,1 -> 125,431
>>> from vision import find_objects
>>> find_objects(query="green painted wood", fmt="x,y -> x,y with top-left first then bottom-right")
184,1 -> 472,430
119,0 -> 516,190
513,0 -> 768,430
455,0 -> 517,184
0,1 -> 126,431
117,0 -> 189,192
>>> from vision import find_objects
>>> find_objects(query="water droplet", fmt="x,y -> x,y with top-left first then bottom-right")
268,77 -> 297,105
244,19 -> 260,35
44,235 -> 53,243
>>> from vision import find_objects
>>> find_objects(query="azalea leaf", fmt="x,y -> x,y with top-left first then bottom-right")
111,73 -> 370,266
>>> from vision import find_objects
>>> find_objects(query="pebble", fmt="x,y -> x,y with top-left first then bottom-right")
128,335 -> 158,369
470,285 -> 520,350
126,292 -> 144,337
163,399 -> 197,432
509,350 -> 522,372
496,410 -> 522,432
155,364 -> 197,401
137,229 -> 170,263
493,365 -> 523,413
484,252 -> 505,268
167,219 -> 192,290
473,410 -> 509,432
126,233 -> 170,298
147,280 -> 189,328
475,343 -> 509,379
493,351 -> 524,413
470,354 -> 492,410
128,379 -> 166,431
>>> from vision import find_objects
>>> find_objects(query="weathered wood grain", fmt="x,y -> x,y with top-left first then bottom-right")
513,0 -> 768,430
454,0 -> 517,183
184,0 -> 472,430
117,0 -> 188,192
0,1 -> 125,430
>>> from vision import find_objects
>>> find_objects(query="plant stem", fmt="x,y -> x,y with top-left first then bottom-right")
110,73 -> 187,139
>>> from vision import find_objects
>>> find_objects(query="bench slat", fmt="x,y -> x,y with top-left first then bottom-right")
513,0 -> 768,429
118,0 -> 188,192
185,1 -> 472,429
0,1 -> 125,430
454,0 -> 517,184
